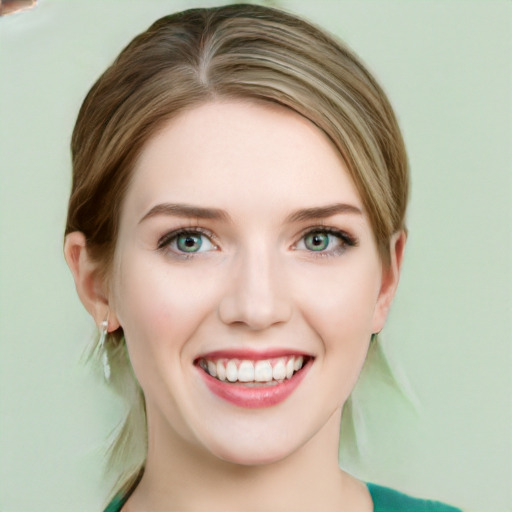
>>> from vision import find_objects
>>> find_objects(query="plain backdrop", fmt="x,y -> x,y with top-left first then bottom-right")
0,1 -> 510,511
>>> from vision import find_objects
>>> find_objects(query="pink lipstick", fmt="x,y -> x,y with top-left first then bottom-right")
195,352 -> 312,408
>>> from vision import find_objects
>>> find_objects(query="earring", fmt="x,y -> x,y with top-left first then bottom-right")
98,314 -> 111,380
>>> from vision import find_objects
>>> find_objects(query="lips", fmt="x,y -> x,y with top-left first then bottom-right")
195,351 -> 312,408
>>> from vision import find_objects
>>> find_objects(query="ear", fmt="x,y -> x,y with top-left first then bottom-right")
372,230 -> 407,334
64,232 -> 120,331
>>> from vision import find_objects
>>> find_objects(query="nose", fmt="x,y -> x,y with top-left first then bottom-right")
218,244 -> 293,330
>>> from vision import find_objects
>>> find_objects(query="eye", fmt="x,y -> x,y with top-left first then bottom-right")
158,229 -> 217,255
303,232 -> 332,251
295,228 -> 356,255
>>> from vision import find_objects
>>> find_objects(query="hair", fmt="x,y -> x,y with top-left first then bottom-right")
65,3 -> 408,501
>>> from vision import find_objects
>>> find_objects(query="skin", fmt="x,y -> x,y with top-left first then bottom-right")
65,100 -> 405,511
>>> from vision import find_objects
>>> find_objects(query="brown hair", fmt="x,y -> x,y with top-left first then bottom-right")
65,3 -> 408,500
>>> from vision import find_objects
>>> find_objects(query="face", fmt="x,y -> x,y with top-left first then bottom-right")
109,101 -> 395,466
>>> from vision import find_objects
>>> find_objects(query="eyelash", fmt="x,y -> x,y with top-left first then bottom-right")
157,227 -> 218,259
294,226 -> 358,258
156,226 -> 358,258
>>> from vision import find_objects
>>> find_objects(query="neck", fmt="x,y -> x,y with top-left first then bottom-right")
124,407 -> 372,512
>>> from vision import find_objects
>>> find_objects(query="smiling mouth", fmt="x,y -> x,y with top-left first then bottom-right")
196,355 -> 309,386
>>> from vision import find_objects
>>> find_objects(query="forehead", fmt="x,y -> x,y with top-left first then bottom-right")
123,100 -> 362,222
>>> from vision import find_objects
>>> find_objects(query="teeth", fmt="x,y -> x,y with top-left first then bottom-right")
226,360 -> 238,382
207,360 -> 217,378
272,359 -> 286,381
238,360 -> 255,382
200,355 -> 307,384
286,358 -> 294,379
254,360 -> 273,382
216,361 -> 226,381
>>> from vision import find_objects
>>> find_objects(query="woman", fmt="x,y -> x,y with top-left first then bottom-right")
64,4 -> 462,511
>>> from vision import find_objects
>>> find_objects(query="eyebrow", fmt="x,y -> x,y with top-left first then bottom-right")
138,202 -> 363,225
285,203 -> 363,223
139,203 -> 232,224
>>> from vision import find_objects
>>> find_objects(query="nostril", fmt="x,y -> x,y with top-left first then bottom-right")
217,293 -> 292,330
217,253 -> 293,329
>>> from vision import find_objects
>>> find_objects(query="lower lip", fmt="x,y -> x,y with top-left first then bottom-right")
197,360 -> 312,409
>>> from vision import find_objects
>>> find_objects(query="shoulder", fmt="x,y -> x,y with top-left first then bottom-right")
367,483 -> 463,512
103,495 -> 125,512
104,482 -> 463,512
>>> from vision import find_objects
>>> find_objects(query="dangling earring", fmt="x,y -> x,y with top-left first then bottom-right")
98,313 -> 111,380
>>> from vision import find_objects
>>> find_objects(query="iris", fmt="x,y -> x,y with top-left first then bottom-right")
177,233 -> 203,253
304,232 -> 330,251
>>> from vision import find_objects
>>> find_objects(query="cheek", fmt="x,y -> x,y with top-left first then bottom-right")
296,258 -> 381,346
111,255 -> 218,372
294,258 -> 381,401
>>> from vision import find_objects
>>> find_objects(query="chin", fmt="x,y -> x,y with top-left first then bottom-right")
205,433 -> 300,467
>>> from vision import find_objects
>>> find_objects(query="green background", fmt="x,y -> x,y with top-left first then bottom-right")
0,1 -> 510,510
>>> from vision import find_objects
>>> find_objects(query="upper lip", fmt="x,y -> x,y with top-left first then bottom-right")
195,348 -> 313,361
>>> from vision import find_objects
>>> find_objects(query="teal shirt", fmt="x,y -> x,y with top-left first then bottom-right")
366,483 -> 462,511
104,483 -> 462,511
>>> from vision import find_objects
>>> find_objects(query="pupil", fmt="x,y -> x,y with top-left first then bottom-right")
307,232 -> 328,251
178,234 -> 201,252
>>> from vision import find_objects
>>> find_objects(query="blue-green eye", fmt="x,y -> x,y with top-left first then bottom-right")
160,230 -> 217,255
176,233 -> 204,252
304,232 -> 330,251
296,229 -> 355,255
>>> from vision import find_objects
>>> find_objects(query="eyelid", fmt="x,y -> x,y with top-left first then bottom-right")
157,227 -> 218,252
155,225 -> 357,256
293,225 -> 358,253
